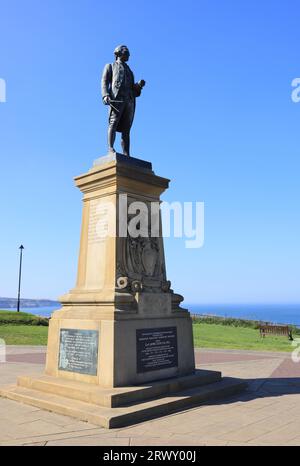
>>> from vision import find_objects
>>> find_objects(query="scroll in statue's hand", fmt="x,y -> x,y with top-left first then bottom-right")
138,79 -> 146,88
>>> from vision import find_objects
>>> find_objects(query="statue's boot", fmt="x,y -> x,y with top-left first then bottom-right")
121,132 -> 130,157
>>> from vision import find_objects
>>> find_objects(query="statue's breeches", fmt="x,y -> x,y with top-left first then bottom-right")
108,99 -> 135,133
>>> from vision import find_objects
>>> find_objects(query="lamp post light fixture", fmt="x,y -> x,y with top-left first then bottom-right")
17,245 -> 24,313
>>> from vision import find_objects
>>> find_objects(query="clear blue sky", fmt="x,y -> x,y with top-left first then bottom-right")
0,0 -> 299,304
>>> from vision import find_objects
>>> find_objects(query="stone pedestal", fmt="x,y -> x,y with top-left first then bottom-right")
46,153 -> 195,387
0,154 -> 246,428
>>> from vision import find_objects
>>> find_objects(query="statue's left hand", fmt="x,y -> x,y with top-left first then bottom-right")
138,79 -> 146,88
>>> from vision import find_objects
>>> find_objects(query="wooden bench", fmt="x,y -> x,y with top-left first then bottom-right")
258,323 -> 293,340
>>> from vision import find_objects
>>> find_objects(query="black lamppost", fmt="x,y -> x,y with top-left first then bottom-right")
17,245 -> 24,313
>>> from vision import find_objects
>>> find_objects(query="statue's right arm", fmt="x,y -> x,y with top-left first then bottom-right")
101,64 -> 112,102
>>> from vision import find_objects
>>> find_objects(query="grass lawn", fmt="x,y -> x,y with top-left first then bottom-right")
0,310 -> 49,345
0,325 -> 49,345
193,323 -> 295,352
0,310 -> 295,352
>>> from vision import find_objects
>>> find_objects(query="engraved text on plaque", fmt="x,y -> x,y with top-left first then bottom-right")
136,327 -> 178,373
59,329 -> 99,375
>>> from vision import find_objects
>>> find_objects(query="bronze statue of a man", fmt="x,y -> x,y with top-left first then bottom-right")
101,45 -> 145,156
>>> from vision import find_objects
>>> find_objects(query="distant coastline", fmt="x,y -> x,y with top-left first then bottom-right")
1,298 -> 299,327
0,297 -> 60,309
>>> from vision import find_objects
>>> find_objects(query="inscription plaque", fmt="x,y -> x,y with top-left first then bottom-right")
136,326 -> 178,373
58,329 -> 99,375
88,199 -> 109,244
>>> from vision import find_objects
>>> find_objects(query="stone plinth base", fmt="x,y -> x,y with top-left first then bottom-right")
0,370 -> 247,429
44,305 -> 195,388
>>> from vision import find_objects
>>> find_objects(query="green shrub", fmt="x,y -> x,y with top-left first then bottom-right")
191,315 -> 259,328
0,310 -> 49,326
190,315 -> 300,335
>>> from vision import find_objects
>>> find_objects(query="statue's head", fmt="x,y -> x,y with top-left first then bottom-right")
114,45 -> 130,62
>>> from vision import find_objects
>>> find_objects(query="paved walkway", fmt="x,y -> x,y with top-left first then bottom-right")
1,346 -> 300,446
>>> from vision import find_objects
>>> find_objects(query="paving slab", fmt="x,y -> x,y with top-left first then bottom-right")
0,346 -> 299,445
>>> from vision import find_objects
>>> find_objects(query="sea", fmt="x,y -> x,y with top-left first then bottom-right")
4,303 -> 300,327
187,303 -> 300,327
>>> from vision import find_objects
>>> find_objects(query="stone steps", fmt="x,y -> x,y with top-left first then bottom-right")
17,369 -> 222,408
0,377 -> 247,429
